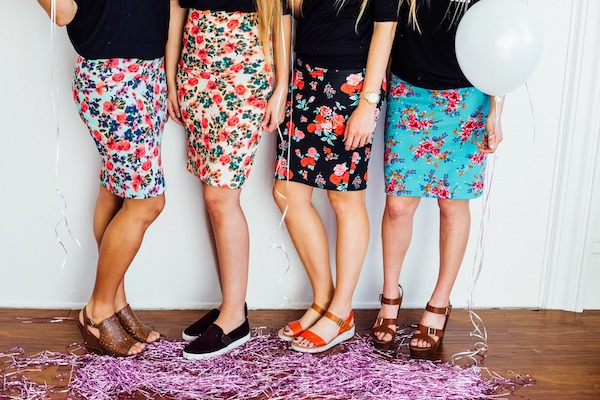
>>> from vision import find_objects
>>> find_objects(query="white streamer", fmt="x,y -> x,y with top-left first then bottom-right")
49,0 -> 82,277
271,2 -> 296,307
452,95 -> 503,366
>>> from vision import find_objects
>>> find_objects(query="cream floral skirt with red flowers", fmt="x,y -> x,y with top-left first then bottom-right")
178,10 -> 273,189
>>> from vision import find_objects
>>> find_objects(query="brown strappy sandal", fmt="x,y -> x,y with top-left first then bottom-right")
77,307 -> 141,357
371,284 -> 403,349
116,304 -> 158,343
409,303 -> 452,360
278,303 -> 326,342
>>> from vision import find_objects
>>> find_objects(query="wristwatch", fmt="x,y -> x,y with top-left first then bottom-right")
360,91 -> 380,105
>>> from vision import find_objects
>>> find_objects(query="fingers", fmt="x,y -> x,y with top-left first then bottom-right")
344,131 -> 370,151
167,99 -> 183,126
477,133 -> 501,154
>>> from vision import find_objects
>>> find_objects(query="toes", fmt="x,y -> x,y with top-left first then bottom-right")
147,331 -> 160,343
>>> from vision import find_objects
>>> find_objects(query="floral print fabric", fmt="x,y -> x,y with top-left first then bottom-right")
275,59 -> 383,191
73,56 -> 168,199
384,75 -> 489,199
178,10 -> 273,189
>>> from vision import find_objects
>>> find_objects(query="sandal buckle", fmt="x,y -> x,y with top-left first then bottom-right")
336,318 -> 345,327
427,327 -> 437,336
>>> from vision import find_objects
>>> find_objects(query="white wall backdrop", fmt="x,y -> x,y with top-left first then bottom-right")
0,0 -> 598,311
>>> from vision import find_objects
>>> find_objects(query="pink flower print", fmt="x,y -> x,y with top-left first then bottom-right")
105,160 -> 114,171
319,106 -> 332,118
116,113 -> 127,125
472,179 -> 484,192
106,59 -> 119,69
333,163 -> 348,176
80,101 -> 89,113
95,81 -> 106,95
459,119 -> 484,142
234,85 -> 246,95
414,139 -> 440,159
103,101 -> 117,114
128,63 -> 140,73
133,145 -> 145,159
219,154 -> 231,165
92,130 -> 102,143
207,80 -> 217,90
293,128 -> 305,140
346,73 -> 363,86
389,83 -> 407,97
136,99 -> 144,111
131,173 -> 144,192
227,115 -> 239,126
113,72 -> 125,83
231,63 -> 243,73
142,159 -> 152,171
307,147 -> 317,158
351,152 -> 360,163
407,114 -> 432,131
300,115 -> 308,123
469,152 -> 486,164
213,94 -> 223,104
431,186 -> 450,199
153,146 -> 159,157
227,19 -> 240,30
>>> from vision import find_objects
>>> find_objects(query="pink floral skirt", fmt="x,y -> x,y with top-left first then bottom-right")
177,10 -> 273,189
73,56 -> 167,198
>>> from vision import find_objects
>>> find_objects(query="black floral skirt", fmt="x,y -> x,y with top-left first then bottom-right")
274,58 -> 384,191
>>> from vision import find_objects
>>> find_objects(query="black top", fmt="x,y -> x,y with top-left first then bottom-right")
180,0 -> 290,14
391,0 -> 479,89
67,0 -> 170,60
295,0 -> 399,70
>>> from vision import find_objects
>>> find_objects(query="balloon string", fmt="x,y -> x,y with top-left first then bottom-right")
50,0 -> 82,276
452,95 -> 500,365
524,82 -> 536,145
270,5 -> 295,307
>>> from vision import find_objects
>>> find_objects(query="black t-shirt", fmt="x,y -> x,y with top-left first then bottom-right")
295,0 -> 399,70
67,0 -> 170,60
180,0 -> 290,13
391,0 -> 479,89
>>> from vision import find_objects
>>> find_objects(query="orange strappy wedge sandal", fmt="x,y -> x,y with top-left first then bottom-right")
291,310 -> 355,353
278,303 -> 327,342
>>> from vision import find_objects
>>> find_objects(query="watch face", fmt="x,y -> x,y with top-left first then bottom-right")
366,93 -> 380,103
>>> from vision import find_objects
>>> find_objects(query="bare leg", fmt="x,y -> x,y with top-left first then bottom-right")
373,196 -> 420,342
83,191 -> 165,355
293,190 -> 368,348
203,184 -> 249,334
273,180 -> 334,335
411,199 -> 471,348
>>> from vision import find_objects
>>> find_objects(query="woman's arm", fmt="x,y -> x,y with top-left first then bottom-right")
477,95 -> 505,153
165,0 -> 188,126
343,20 -> 397,151
261,14 -> 292,132
37,0 -> 78,26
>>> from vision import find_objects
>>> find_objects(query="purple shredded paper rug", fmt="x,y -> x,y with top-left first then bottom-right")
1,330 -> 512,399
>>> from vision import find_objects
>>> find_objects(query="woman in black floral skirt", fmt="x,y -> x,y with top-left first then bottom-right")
274,0 -> 398,353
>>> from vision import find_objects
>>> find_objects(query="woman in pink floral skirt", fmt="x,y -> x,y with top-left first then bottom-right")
166,0 -> 291,359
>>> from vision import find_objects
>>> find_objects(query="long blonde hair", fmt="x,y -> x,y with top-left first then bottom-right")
255,0 -> 284,62
404,0 -> 471,32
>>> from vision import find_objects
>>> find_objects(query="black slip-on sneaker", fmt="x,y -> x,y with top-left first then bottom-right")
181,308 -> 220,341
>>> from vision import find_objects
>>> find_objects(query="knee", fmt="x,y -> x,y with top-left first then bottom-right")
438,199 -> 470,219
385,197 -> 419,221
204,187 -> 238,218
328,191 -> 365,216
127,195 -> 165,225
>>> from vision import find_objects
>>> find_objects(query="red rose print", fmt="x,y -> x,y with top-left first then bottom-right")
128,63 -> 140,73
112,72 -> 125,83
142,160 -> 152,171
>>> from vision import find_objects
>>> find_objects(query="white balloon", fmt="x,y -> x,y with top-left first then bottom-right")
455,0 -> 543,96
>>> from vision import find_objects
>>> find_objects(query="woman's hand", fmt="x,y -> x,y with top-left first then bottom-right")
478,95 -> 505,154
167,89 -> 183,126
261,85 -> 288,132
343,102 -> 376,151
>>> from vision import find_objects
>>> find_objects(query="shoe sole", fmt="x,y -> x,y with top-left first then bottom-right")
182,331 -> 251,360
181,331 -> 198,342
291,326 -> 356,354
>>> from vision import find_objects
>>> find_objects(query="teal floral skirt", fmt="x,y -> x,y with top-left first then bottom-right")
384,75 -> 490,200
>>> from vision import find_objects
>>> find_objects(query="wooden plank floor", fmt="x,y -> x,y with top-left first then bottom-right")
1,308 -> 599,399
